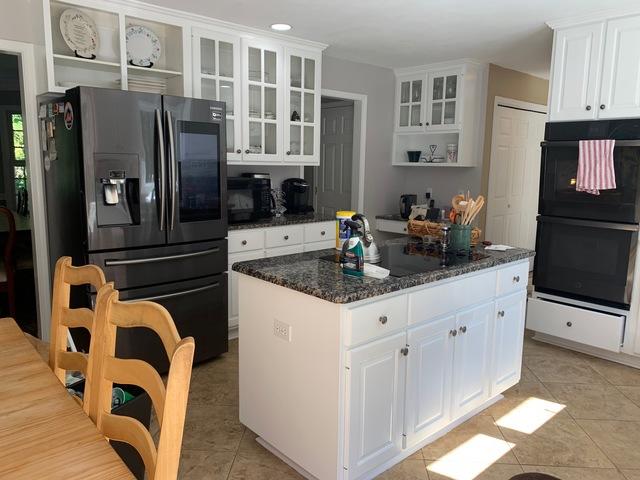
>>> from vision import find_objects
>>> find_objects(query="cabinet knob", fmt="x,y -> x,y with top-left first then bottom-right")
419,122 -> 423,126
459,325 -> 467,334
600,104 -> 606,110
450,329 -> 457,337
586,105 -> 592,111
400,347 -> 409,356
320,231 -> 326,236
284,235 -> 289,240
241,240 -> 247,246
566,321 -> 572,327
236,149 -> 242,154
286,151 -> 291,155
426,122 -> 430,126
245,149 -> 250,154
513,275 -> 520,283
379,315 -> 388,325
498,310 -> 505,317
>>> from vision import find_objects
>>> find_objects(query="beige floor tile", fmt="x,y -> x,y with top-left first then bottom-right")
426,462 -> 523,480
623,470 -> 640,480
179,449 -> 236,480
522,465 -> 626,480
499,414 -> 613,468
584,357 -> 640,386
375,459 -> 427,479
523,336 -> 582,360
182,404 -> 245,452
422,415 -> 518,464
520,364 -> 539,383
619,386 -> 640,407
190,369 -> 239,406
408,449 -> 424,460
525,355 -> 607,384
485,381 -> 557,420
228,430 -> 303,480
577,419 -> 640,469
544,383 -> 640,420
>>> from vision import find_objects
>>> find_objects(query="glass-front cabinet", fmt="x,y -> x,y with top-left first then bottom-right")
241,38 -> 283,162
427,70 -> 461,129
395,73 -> 425,132
192,29 -> 242,162
284,48 -> 321,163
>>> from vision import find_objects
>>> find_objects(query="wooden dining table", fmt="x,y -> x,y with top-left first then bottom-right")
0,317 -> 134,479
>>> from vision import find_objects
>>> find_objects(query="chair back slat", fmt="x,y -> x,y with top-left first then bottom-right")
55,350 -> 87,373
61,307 -> 94,330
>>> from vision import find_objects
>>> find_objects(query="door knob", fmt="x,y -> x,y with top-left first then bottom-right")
586,105 -> 592,111
236,149 -> 242,154
600,104 -> 606,110
379,315 -> 388,325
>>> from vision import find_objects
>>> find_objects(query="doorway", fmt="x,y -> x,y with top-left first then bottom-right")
304,89 -> 367,216
485,97 -> 547,250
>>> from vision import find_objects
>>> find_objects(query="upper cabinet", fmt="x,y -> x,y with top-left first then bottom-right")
42,0 -> 326,166
549,14 -> 640,122
427,69 -> 461,130
395,73 -> 425,132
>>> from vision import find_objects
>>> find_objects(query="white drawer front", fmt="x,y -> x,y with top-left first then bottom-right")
376,219 -> 408,234
266,244 -> 304,258
409,270 -> 497,325
526,297 -> 625,352
496,261 -> 528,297
228,229 -> 265,253
304,221 -> 336,243
265,226 -> 304,248
303,240 -> 335,252
345,295 -> 408,346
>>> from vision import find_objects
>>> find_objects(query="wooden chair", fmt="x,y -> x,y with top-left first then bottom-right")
49,256 -> 107,413
0,207 -> 16,317
90,284 -> 195,480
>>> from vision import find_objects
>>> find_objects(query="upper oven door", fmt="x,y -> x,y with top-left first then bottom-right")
539,140 -> 640,223
533,216 -> 638,309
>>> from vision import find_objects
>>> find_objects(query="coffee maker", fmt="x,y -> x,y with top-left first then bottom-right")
282,178 -> 314,214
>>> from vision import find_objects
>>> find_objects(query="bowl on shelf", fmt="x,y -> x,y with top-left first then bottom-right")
407,151 -> 421,163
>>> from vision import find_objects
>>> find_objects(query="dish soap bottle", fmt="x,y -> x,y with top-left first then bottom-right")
340,220 -> 364,277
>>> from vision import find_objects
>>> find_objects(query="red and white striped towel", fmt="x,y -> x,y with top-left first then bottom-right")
576,139 -> 616,195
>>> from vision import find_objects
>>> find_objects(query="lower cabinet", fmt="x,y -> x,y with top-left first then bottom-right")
344,332 -> 407,479
491,291 -> 527,393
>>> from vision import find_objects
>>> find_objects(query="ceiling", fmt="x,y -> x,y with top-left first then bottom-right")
144,0 -> 638,78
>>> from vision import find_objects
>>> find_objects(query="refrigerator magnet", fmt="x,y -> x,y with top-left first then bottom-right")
63,102 -> 73,130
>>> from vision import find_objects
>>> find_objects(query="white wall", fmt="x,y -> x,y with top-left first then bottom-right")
228,165 -> 302,191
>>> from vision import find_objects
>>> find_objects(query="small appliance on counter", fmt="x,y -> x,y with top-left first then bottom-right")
400,194 -> 418,219
282,178 -> 314,214
228,173 -> 273,224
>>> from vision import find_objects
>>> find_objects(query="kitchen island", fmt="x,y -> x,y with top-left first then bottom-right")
233,241 -> 534,480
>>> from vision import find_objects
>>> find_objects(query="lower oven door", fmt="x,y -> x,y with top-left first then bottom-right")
109,274 -> 227,373
534,216 -> 638,309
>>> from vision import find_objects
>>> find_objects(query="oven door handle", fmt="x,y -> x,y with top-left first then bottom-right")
537,216 -> 640,231
127,282 -> 221,302
541,140 -> 640,148
104,247 -> 221,266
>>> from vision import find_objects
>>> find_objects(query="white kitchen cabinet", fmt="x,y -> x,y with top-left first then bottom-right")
228,249 -> 266,328
599,16 -> 640,119
192,28 -> 242,161
344,332 -> 407,479
491,291 -> 526,394
284,47 -> 322,164
452,301 -> 493,418
404,315 -> 455,447
427,69 -> 461,130
395,73 -> 426,132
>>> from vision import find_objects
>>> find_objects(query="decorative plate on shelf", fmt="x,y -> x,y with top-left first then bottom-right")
126,25 -> 161,68
59,9 -> 99,59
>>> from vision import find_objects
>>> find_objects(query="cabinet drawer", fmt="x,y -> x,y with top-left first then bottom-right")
303,240 -> 335,252
409,270 -> 496,325
304,221 -> 336,243
228,230 -> 265,253
496,261 -> 528,297
265,244 -> 304,258
376,219 -> 408,234
526,297 -> 625,352
265,226 -> 304,248
345,295 -> 408,346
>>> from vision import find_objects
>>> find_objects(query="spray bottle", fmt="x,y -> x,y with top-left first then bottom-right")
340,219 -> 365,277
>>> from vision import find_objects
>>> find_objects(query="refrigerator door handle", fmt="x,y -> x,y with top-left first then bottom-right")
126,282 -> 221,302
155,109 -> 166,231
104,247 -> 221,266
166,110 -> 177,231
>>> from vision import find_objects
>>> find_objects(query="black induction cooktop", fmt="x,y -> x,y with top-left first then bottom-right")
322,240 -> 490,278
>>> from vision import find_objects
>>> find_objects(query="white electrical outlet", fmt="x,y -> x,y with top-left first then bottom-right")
273,319 -> 292,342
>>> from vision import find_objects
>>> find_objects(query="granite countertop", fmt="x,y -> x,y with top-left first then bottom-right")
232,239 -> 535,304
376,214 -> 407,222
228,213 -> 335,230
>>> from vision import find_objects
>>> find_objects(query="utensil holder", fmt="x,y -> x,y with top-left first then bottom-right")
450,224 -> 472,252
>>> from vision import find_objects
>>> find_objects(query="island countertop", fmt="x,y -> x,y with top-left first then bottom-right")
232,240 -> 535,304
228,213 -> 334,230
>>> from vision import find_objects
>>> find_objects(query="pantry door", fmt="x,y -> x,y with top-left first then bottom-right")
486,99 -> 546,250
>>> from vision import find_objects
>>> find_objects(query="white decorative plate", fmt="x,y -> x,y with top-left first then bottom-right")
126,25 -> 161,68
59,9 -> 99,59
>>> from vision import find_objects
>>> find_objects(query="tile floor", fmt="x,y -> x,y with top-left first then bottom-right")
177,333 -> 640,480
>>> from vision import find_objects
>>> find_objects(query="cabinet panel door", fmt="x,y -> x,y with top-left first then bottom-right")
491,291 -> 526,394
599,16 -> 640,119
452,301 -> 493,419
345,332 -> 406,479
405,315 -> 456,448
549,23 -> 604,121
426,70 -> 461,130
228,250 -> 265,326
395,74 -> 426,132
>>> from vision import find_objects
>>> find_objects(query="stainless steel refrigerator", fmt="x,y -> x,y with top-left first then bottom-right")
43,86 -> 228,370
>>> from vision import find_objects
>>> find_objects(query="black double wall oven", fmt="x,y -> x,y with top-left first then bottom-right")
534,120 -> 640,310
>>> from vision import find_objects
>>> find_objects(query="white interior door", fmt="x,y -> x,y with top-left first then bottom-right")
486,103 -> 546,249
315,103 -> 354,215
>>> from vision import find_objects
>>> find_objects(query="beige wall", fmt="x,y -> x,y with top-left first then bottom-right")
479,64 -> 549,231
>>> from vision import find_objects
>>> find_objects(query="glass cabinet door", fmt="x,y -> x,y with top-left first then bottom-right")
241,39 -> 282,161
284,48 -> 321,163
396,75 -> 425,131
192,30 -> 242,162
428,71 -> 460,129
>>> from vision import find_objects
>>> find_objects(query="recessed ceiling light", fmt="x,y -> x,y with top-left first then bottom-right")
271,23 -> 292,31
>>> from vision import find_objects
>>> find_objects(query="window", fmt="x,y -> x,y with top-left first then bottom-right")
9,113 -> 26,192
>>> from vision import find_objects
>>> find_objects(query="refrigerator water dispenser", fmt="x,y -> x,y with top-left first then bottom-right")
95,154 -> 140,226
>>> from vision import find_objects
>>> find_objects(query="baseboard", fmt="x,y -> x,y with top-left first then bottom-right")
228,325 -> 238,340
532,332 -> 640,369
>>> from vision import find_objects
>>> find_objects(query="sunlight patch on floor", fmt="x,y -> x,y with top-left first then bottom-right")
495,396 -> 566,434
426,433 -> 515,480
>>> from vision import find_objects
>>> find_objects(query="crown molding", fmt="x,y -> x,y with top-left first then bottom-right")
547,6 -> 640,29
393,58 -> 486,76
